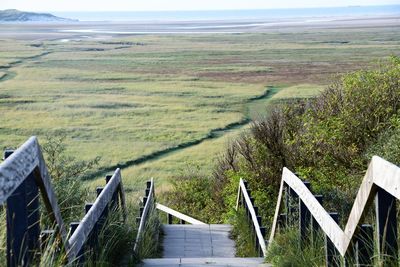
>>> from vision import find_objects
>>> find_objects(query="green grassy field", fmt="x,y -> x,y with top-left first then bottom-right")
1,26 -> 399,197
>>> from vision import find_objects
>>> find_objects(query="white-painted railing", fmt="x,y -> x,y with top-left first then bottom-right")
156,203 -> 206,225
269,156 -> 400,265
236,178 -> 267,257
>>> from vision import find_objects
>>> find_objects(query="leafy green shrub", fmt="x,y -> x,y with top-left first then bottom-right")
289,57 -> 400,192
156,57 -> 400,265
215,56 -> 400,226
364,115 -> 400,166
163,164 -> 226,223
42,132 -> 100,223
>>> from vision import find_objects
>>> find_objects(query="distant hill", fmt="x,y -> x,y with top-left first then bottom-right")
0,9 -> 77,22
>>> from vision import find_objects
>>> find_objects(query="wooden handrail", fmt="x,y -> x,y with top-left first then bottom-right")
134,178 -> 155,252
236,178 -> 267,257
0,136 -> 127,265
269,156 -> 400,257
0,137 -> 68,248
67,168 -> 125,261
156,203 -> 206,225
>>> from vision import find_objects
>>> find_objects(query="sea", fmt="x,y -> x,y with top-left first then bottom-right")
53,5 -> 400,22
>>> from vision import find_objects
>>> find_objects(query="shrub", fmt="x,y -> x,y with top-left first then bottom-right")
216,56 -> 400,226
42,132 -> 100,223
163,171 -> 224,223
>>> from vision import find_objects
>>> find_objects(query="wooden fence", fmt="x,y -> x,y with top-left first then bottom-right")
269,156 -> 400,266
0,136 -> 127,266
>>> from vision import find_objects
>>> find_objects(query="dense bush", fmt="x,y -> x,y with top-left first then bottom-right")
165,56 -> 400,239
42,133 -> 101,224
163,170 -> 225,223
217,56 -> 400,226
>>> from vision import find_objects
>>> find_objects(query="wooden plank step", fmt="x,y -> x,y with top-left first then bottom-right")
139,257 -> 270,267
162,224 -> 235,258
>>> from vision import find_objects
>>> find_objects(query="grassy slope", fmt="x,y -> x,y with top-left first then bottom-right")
0,27 -> 399,198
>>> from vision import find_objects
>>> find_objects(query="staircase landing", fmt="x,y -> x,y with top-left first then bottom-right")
139,224 -> 269,267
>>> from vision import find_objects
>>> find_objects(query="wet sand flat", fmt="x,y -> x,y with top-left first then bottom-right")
0,15 -> 399,41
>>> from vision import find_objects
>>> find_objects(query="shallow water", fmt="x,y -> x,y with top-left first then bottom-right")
53,5 -> 400,22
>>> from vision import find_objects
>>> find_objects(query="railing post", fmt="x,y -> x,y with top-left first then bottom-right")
105,175 -> 118,211
375,188 -> 398,264
26,171 -> 40,259
355,224 -> 373,267
96,187 -> 108,227
311,195 -> 323,245
284,183 -> 290,225
140,207 -> 144,217
5,150 -> 29,267
286,183 -> 298,226
325,212 -> 341,267
70,222 -> 84,265
278,214 -> 287,229
238,187 -> 243,207
243,180 -> 249,220
299,181 -> 311,248
167,213 -> 173,224
246,188 -> 252,222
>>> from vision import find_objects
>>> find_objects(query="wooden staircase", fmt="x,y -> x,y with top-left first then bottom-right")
3,136 -> 400,266
139,224 -> 268,267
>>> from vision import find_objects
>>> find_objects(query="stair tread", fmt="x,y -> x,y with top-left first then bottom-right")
139,257 -> 270,266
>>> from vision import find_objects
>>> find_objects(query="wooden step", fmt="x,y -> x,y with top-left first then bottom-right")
139,257 -> 270,267
162,224 -> 235,258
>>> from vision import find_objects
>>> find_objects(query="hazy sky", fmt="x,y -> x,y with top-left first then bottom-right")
1,0 -> 398,12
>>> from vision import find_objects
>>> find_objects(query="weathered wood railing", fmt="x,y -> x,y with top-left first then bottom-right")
156,203 -> 206,225
0,136 -> 127,266
235,179 -> 267,257
269,156 -> 400,266
67,168 -> 126,262
134,178 -> 155,253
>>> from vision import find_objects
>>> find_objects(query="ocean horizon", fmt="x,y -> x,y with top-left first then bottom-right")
52,5 -> 400,22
